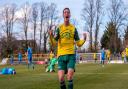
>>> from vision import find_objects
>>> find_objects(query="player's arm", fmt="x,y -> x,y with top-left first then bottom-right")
49,27 -> 59,46
74,28 -> 86,47
26,49 -> 28,56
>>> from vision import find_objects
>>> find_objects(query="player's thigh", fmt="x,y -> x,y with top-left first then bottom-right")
67,54 -> 76,70
58,56 -> 67,71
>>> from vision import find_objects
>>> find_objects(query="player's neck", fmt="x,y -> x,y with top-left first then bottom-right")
64,21 -> 70,26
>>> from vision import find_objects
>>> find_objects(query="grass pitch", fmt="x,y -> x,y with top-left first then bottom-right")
0,63 -> 128,89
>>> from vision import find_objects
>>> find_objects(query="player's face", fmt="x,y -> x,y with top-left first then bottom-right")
63,9 -> 70,23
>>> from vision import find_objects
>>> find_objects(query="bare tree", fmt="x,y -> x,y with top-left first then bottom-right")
108,0 -> 128,52
19,2 -> 31,51
0,4 -> 17,56
32,3 -> 38,53
124,26 -> 128,46
94,0 -> 104,52
39,2 -> 47,53
82,0 -> 95,52
43,3 -> 58,53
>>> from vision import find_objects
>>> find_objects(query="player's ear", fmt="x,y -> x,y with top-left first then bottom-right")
63,10 -> 64,18
69,14 -> 71,18
63,14 -> 64,18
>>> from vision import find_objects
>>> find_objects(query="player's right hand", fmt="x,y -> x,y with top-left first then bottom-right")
83,33 -> 87,41
49,29 -> 53,36
49,25 -> 54,36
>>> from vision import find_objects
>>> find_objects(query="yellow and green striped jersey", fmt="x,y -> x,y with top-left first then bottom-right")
106,50 -> 111,58
121,51 -> 125,57
125,48 -> 128,56
93,53 -> 96,59
49,53 -> 54,60
50,23 -> 85,57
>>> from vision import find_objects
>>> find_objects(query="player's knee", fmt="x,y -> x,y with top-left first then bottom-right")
67,68 -> 74,80
58,70 -> 65,81
67,74 -> 73,80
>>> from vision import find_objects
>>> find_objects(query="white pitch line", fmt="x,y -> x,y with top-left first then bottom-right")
33,72 -> 128,76
75,73 -> 128,75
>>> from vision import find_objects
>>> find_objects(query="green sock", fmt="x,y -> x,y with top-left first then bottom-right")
68,80 -> 73,89
60,81 -> 66,89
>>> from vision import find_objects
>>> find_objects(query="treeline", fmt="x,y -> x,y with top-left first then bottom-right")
0,0 -> 128,58
0,1 -> 58,57
82,0 -> 128,53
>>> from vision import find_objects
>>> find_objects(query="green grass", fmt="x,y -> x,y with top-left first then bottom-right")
0,63 -> 128,89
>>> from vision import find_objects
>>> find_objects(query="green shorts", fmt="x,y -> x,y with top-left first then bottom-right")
58,54 -> 76,73
126,56 -> 128,61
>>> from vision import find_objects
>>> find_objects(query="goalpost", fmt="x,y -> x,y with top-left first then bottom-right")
78,53 -> 101,63
77,53 -> 124,64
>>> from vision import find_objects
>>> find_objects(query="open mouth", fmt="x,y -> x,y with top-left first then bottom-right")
66,16 -> 69,19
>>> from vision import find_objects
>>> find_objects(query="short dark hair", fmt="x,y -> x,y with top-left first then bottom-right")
63,8 -> 70,13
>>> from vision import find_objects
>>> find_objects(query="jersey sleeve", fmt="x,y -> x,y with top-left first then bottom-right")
74,28 -> 85,47
54,28 -> 60,41
74,28 -> 80,41
27,48 -> 32,54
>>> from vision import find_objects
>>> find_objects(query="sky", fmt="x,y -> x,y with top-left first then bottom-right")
0,0 -> 128,33
0,0 -> 128,27
0,0 -> 128,49
0,0 -> 84,29
0,0 -> 87,42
